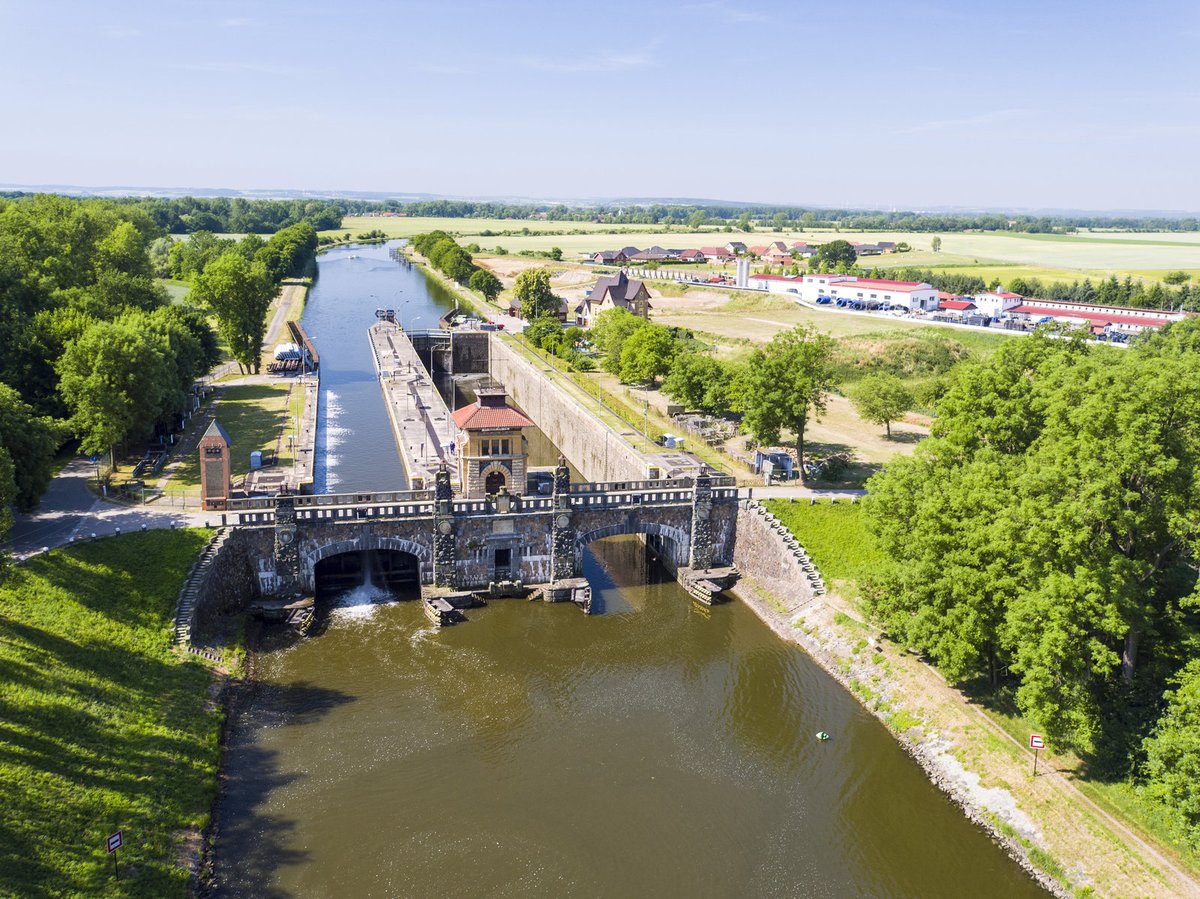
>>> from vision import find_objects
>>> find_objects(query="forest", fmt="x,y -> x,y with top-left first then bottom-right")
0,195 -> 317,553
863,324 -> 1200,850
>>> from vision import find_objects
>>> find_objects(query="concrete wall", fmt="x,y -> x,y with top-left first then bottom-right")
488,337 -> 648,483
192,531 -> 264,639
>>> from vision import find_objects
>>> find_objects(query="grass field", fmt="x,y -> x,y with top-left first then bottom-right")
170,384 -> 302,489
0,529 -> 222,897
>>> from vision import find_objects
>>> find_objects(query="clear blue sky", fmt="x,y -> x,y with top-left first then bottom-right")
3,0 -> 1198,211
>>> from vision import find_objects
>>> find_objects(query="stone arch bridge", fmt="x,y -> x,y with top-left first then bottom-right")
224,463 -> 739,598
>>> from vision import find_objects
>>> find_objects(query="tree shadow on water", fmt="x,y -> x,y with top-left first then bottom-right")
209,682 -> 356,898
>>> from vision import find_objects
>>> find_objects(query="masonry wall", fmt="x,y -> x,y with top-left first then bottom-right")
488,337 -> 647,483
192,531 -> 263,639
732,506 -> 816,611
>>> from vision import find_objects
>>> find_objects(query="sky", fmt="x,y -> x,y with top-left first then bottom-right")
2,0 -> 1199,212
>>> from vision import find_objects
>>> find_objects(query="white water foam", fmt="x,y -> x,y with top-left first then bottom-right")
328,581 -> 397,623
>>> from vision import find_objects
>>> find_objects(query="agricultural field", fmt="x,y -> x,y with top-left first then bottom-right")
335,217 -> 1200,285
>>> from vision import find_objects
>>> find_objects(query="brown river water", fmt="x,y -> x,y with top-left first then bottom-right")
209,243 -> 1042,897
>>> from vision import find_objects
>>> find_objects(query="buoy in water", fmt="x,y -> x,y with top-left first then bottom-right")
816,731 -> 831,741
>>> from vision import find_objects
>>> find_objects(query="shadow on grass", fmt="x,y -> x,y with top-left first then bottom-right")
884,431 -> 925,445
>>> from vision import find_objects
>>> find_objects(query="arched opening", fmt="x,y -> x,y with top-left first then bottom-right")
313,548 -> 421,600
485,470 -> 506,495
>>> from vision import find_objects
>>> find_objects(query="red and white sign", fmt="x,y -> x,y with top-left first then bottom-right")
106,831 -> 123,853
1029,734 -> 1045,750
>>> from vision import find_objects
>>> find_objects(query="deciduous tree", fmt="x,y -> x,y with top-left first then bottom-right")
190,251 -> 275,373
850,373 -> 913,437
469,268 -> 503,303
732,325 -> 834,478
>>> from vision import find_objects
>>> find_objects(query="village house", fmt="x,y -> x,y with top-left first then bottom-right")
790,242 -> 817,258
576,270 -> 652,327
971,290 -> 1025,318
629,245 -> 669,263
763,241 -> 792,265
701,246 -> 733,263
678,249 -> 705,262
725,241 -> 748,255
592,249 -> 628,265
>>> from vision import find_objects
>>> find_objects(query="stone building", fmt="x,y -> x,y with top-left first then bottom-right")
451,387 -> 533,497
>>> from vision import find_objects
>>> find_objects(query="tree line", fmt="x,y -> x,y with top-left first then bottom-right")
863,324 -> 1200,849
339,197 -> 1200,233
410,231 -> 502,304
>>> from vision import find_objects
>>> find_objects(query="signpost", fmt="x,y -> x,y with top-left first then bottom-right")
106,829 -> 123,879
1029,733 -> 1045,775
90,454 -> 100,488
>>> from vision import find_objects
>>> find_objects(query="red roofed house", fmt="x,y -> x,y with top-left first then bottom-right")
678,249 -> 705,262
1007,301 -> 1182,335
938,299 -> 977,313
701,246 -> 733,263
972,290 -> 1025,318
763,241 -> 792,265
451,386 -> 534,497
748,245 -> 770,257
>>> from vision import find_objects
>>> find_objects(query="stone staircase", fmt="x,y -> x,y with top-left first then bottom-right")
746,500 -> 827,598
172,528 -> 231,646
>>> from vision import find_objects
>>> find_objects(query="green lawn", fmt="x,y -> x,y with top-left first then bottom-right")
0,529 -> 222,897
763,499 -> 886,599
170,384 -> 301,490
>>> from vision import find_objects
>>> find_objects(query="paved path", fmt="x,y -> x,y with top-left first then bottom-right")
8,459 -> 209,560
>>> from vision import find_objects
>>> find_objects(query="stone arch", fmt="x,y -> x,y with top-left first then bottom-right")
479,461 -> 510,495
301,533 -> 433,590
574,521 -> 691,572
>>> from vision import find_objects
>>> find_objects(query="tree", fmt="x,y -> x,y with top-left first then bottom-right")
618,323 -> 676,384
850,373 -> 914,437
662,353 -> 733,415
931,236 -> 942,252
469,269 -> 503,303
590,308 -> 647,374
0,384 -> 64,511
56,316 -> 172,459
815,239 -> 857,270
190,251 -> 275,373
687,210 -> 706,230
1163,270 -> 1191,286
547,247 -> 563,261
732,325 -> 834,478
736,212 -> 753,232
513,268 -> 559,320
1141,660 -> 1200,848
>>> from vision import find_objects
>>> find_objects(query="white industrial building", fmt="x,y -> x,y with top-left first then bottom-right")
746,273 -> 803,293
972,290 -> 1025,318
797,275 -> 938,311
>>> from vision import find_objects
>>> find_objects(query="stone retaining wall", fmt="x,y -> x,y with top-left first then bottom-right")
732,503 -> 821,615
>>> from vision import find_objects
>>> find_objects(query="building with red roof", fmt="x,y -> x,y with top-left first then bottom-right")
451,386 -> 533,497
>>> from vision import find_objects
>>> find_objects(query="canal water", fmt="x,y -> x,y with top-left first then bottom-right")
214,244 -> 1044,896
304,241 -> 459,493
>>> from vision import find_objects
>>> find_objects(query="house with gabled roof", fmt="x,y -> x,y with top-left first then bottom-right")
678,249 -> 705,262
701,246 -> 733,262
592,249 -> 628,265
576,270 -> 651,327
726,241 -> 748,254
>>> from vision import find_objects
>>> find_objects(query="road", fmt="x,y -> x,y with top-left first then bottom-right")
8,458 -> 210,561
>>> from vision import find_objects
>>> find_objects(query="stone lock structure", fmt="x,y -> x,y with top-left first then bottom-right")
223,469 -> 739,599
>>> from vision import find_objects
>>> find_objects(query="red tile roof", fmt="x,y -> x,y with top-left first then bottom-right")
831,278 -> 931,293
1010,305 -> 1171,328
452,402 -> 534,430
749,273 -> 801,282
939,300 -> 977,311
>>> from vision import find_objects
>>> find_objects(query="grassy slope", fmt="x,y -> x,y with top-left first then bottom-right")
0,529 -> 220,898
763,500 -> 886,600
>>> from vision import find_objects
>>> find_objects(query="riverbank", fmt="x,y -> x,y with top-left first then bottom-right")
0,529 -> 230,897
745,498 -> 1200,898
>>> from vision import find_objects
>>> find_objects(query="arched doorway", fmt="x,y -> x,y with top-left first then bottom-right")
313,548 -> 421,599
485,470 -> 506,495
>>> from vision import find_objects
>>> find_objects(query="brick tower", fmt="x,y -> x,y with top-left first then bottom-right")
199,419 -> 232,510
